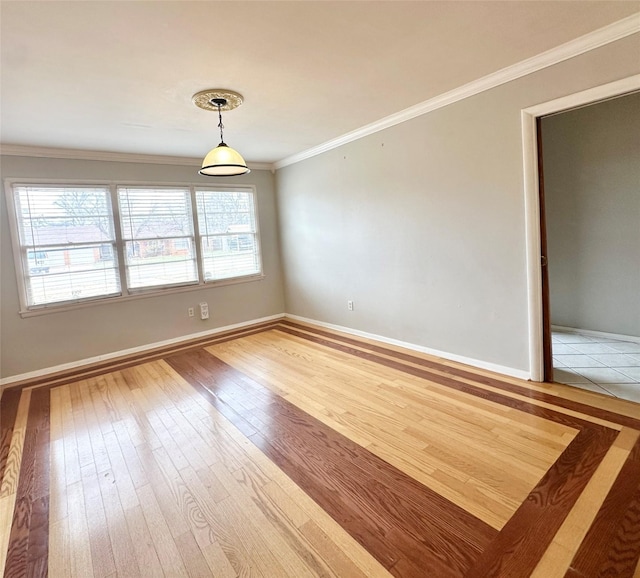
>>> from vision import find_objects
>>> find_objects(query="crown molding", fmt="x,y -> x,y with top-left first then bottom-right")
274,12 -> 640,170
0,144 -> 202,165
2,14 -> 637,174
0,144 -> 274,172
248,161 -> 274,172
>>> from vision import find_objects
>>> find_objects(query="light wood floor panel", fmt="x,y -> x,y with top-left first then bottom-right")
49,360 -> 393,577
135,483 -> 190,578
122,504 -> 165,577
2,320 -> 640,577
207,330 -> 573,528
0,390 -> 31,499
278,321 -> 637,428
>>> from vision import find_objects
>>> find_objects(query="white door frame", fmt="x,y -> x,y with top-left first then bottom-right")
522,74 -> 640,382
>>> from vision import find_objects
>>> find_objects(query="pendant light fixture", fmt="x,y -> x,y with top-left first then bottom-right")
193,89 -> 250,177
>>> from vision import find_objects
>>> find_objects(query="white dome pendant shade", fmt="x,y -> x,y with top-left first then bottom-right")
193,89 -> 250,177
200,143 -> 249,177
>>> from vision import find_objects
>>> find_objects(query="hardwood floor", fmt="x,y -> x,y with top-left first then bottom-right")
1,319 -> 639,577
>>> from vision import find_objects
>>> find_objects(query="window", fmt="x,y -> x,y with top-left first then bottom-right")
7,182 -> 262,312
196,189 -> 261,281
11,185 -> 120,307
118,187 -> 197,290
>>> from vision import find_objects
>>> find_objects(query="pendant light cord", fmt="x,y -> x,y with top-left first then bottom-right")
217,103 -> 225,145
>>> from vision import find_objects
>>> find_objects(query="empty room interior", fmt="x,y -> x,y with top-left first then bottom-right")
1,2 -> 639,577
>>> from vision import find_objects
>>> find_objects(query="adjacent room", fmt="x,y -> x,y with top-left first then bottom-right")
541,92 -> 640,399
1,2 -> 639,577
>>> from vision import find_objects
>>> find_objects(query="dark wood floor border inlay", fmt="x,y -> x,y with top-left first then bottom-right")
2,321 -> 638,577
275,325 -> 603,432
278,320 -> 640,430
3,387 -> 50,578
0,389 -> 22,485
565,436 -> 640,578
6,317 -> 638,434
198,329 -> 633,577
2,321 -> 281,394
165,349 -> 497,578
465,425 -> 618,577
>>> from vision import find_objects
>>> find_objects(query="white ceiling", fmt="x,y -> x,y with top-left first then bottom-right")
1,1 -> 638,165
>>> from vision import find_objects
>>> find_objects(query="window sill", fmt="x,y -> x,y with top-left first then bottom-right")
18,273 -> 266,318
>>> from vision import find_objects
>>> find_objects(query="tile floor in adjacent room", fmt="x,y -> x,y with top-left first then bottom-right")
552,329 -> 640,403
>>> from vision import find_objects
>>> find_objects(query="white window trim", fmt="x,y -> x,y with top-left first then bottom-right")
194,186 -> 264,285
4,178 -> 265,317
117,184 -> 198,291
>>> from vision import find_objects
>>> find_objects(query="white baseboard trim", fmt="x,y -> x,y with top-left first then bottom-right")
0,313 -> 285,390
285,314 -> 531,381
551,325 -> 640,344
0,310 -> 536,391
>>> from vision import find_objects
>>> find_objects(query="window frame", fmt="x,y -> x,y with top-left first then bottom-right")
4,178 -> 264,317
195,187 -> 263,284
117,185 -> 199,293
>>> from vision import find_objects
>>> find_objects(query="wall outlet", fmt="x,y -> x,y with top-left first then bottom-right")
347,300 -> 354,311
188,307 -> 195,318
199,302 -> 209,320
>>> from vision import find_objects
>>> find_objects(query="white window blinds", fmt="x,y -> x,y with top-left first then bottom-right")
196,189 -> 262,281
12,185 -> 120,306
117,187 -> 198,290
8,182 -> 263,311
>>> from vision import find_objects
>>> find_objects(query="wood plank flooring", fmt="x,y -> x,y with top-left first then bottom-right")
1,319 -> 640,577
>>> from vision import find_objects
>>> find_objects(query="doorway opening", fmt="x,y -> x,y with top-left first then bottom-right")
522,75 -> 640,401
540,92 -> 640,400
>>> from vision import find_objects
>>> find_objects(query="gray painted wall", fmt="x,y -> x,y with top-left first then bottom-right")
276,34 -> 640,373
2,35 -> 639,379
0,157 -> 285,377
542,92 -> 640,337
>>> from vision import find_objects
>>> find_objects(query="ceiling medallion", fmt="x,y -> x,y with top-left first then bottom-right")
192,89 -> 244,112
193,88 -> 249,177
